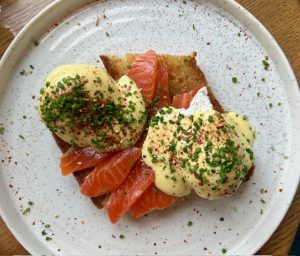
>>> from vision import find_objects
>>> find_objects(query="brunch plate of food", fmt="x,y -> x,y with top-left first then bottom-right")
0,0 -> 299,255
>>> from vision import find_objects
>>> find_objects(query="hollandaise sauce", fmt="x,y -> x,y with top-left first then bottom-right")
38,64 -> 147,152
142,106 -> 255,199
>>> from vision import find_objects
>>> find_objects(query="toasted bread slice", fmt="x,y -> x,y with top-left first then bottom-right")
53,52 -> 223,209
101,52 -> 223,113
100,52 -> 208,97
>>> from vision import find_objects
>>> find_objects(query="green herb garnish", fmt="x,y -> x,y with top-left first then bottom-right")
187,220 -> 193,226
262,59 -> 270,70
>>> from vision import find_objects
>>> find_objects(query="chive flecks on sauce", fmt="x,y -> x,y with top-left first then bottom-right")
171,176 -> 177,181
144,105 -> 254,199
119,234 -> 125,239
39,75 -> 143,144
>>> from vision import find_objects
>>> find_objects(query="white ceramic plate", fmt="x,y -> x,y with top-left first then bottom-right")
0,0 -> 299,255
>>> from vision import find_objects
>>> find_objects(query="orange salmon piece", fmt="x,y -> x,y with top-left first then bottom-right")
60,147 -> 112,176
150,61 -> 171,116
171,86 -> 202,109
127,50 -> 158,104
130,184 -> 177,219
80,147 -> 141,197
106,160 -> 155,223
155,61 -> 170,107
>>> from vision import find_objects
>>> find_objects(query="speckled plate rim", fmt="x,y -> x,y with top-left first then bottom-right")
0,0 -> 299,255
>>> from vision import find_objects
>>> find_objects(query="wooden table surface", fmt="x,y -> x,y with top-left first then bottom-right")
0,0 -> 299,255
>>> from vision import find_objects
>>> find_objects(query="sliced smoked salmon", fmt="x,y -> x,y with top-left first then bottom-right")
130,184 -> 177,218
155,61 -> 170,107
60,147 -> 112,176
127,50 -> 158,104
80,147 -> 141,197
105,160 -> 155,223
150,61 -> 170,116
171,86 -> 202,109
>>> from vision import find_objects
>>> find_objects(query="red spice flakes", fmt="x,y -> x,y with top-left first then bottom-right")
203,247 -> 207,251
111,235 -> 116,239
95,16 -> 100,27
32,95 -> 36,99
279,188 -> 283,192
